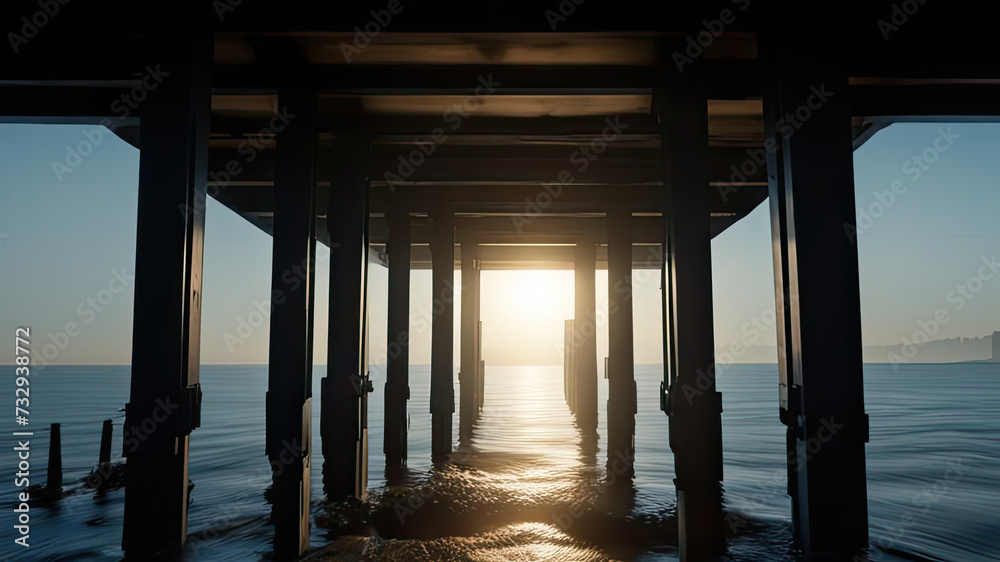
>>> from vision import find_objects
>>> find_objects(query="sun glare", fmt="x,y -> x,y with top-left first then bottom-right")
505,271 -> 564,318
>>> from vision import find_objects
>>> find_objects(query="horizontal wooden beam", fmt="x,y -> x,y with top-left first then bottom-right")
368,242 -> 668,270
365,215 -> 668,244
212,60 -> 760,98
213,113 -> 661,136
851,84 -> 1000,121
207,145 -> 767,187
214,182 -> 766,216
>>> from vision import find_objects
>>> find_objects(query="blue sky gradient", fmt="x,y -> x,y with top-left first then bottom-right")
0,123 -> 997,366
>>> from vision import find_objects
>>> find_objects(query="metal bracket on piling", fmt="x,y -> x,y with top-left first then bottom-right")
660,381 -> 670,415
350,372 -> 375,397
182,383 -> 203,434
781,384 -> 803,429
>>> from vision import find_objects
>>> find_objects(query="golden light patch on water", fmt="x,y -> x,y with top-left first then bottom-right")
312,522 -> 615,562
311,366 -> 663,561
463,522 -> 612,562
472,460 -> 581,502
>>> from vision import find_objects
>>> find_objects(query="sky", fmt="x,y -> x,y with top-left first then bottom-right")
0,122 -> 998,366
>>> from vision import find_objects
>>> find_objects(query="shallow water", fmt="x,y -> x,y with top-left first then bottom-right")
2,363 -> 998,560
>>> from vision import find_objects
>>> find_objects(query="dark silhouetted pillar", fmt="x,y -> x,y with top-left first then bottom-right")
564,319 -> 577,413
46,423 -> 61,489
606,208 -> 636,474
384,205 -> 410,472
574,242 -> 599,431
659,75 -> 725,560
323,137 -> 371,500
758,30 -> 802,544
460,242 -> 481,435
760,9 -> 869,556
99,419 -> 113,465
430,210 -> 456,457
123,32 -> 209,557
265,86 -> 317,559
478,322 -> 485,409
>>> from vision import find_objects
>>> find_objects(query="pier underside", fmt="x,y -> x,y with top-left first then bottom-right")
3,2 -> 996,559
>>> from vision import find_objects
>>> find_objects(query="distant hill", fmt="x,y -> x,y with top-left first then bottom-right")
861,335 -> 991,364
724,335 -> 993,364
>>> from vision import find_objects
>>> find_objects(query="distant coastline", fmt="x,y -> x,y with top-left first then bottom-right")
720,333 -> 997,364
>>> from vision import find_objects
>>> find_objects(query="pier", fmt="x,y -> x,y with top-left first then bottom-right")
2,2 -> 994,559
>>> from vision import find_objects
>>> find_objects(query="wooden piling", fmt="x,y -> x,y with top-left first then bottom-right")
46,423 -> 62,489
384,205 -> 411,470
659,73 -> 725,560
574,242 -> 599,430
430,210 -> 456,457
99,419 -> 113,465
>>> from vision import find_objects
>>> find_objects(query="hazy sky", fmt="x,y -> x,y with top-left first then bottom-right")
0,123 -> 997,366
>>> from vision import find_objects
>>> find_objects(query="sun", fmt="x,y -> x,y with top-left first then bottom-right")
507,270 -> 562,318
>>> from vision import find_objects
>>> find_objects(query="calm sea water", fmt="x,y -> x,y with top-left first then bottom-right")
2,363 -> 998,560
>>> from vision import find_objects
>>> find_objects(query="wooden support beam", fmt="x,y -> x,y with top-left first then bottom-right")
122,32 -> 209,557
265,86 -> 316,559
322,137 -> 371,500
212,59 -> 760,98
371,242 -> 667,271
430,210 -> 456,458
574,243 -> 599,432
384,205 -> 410,474
46,423 -> 62,489
564,319 -> 577,414
761,11 -> 869,556
206,144 -> 768,189
478,323 -> 485,409
606,208 -> 636,475
758,27 -> 801,543
210,113 -> 659,137
459,243 -> 482,436
210,183 -> 766,231
475,276 -> 484,411
659,76 -> 725,560
851,84 -> 1000,122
